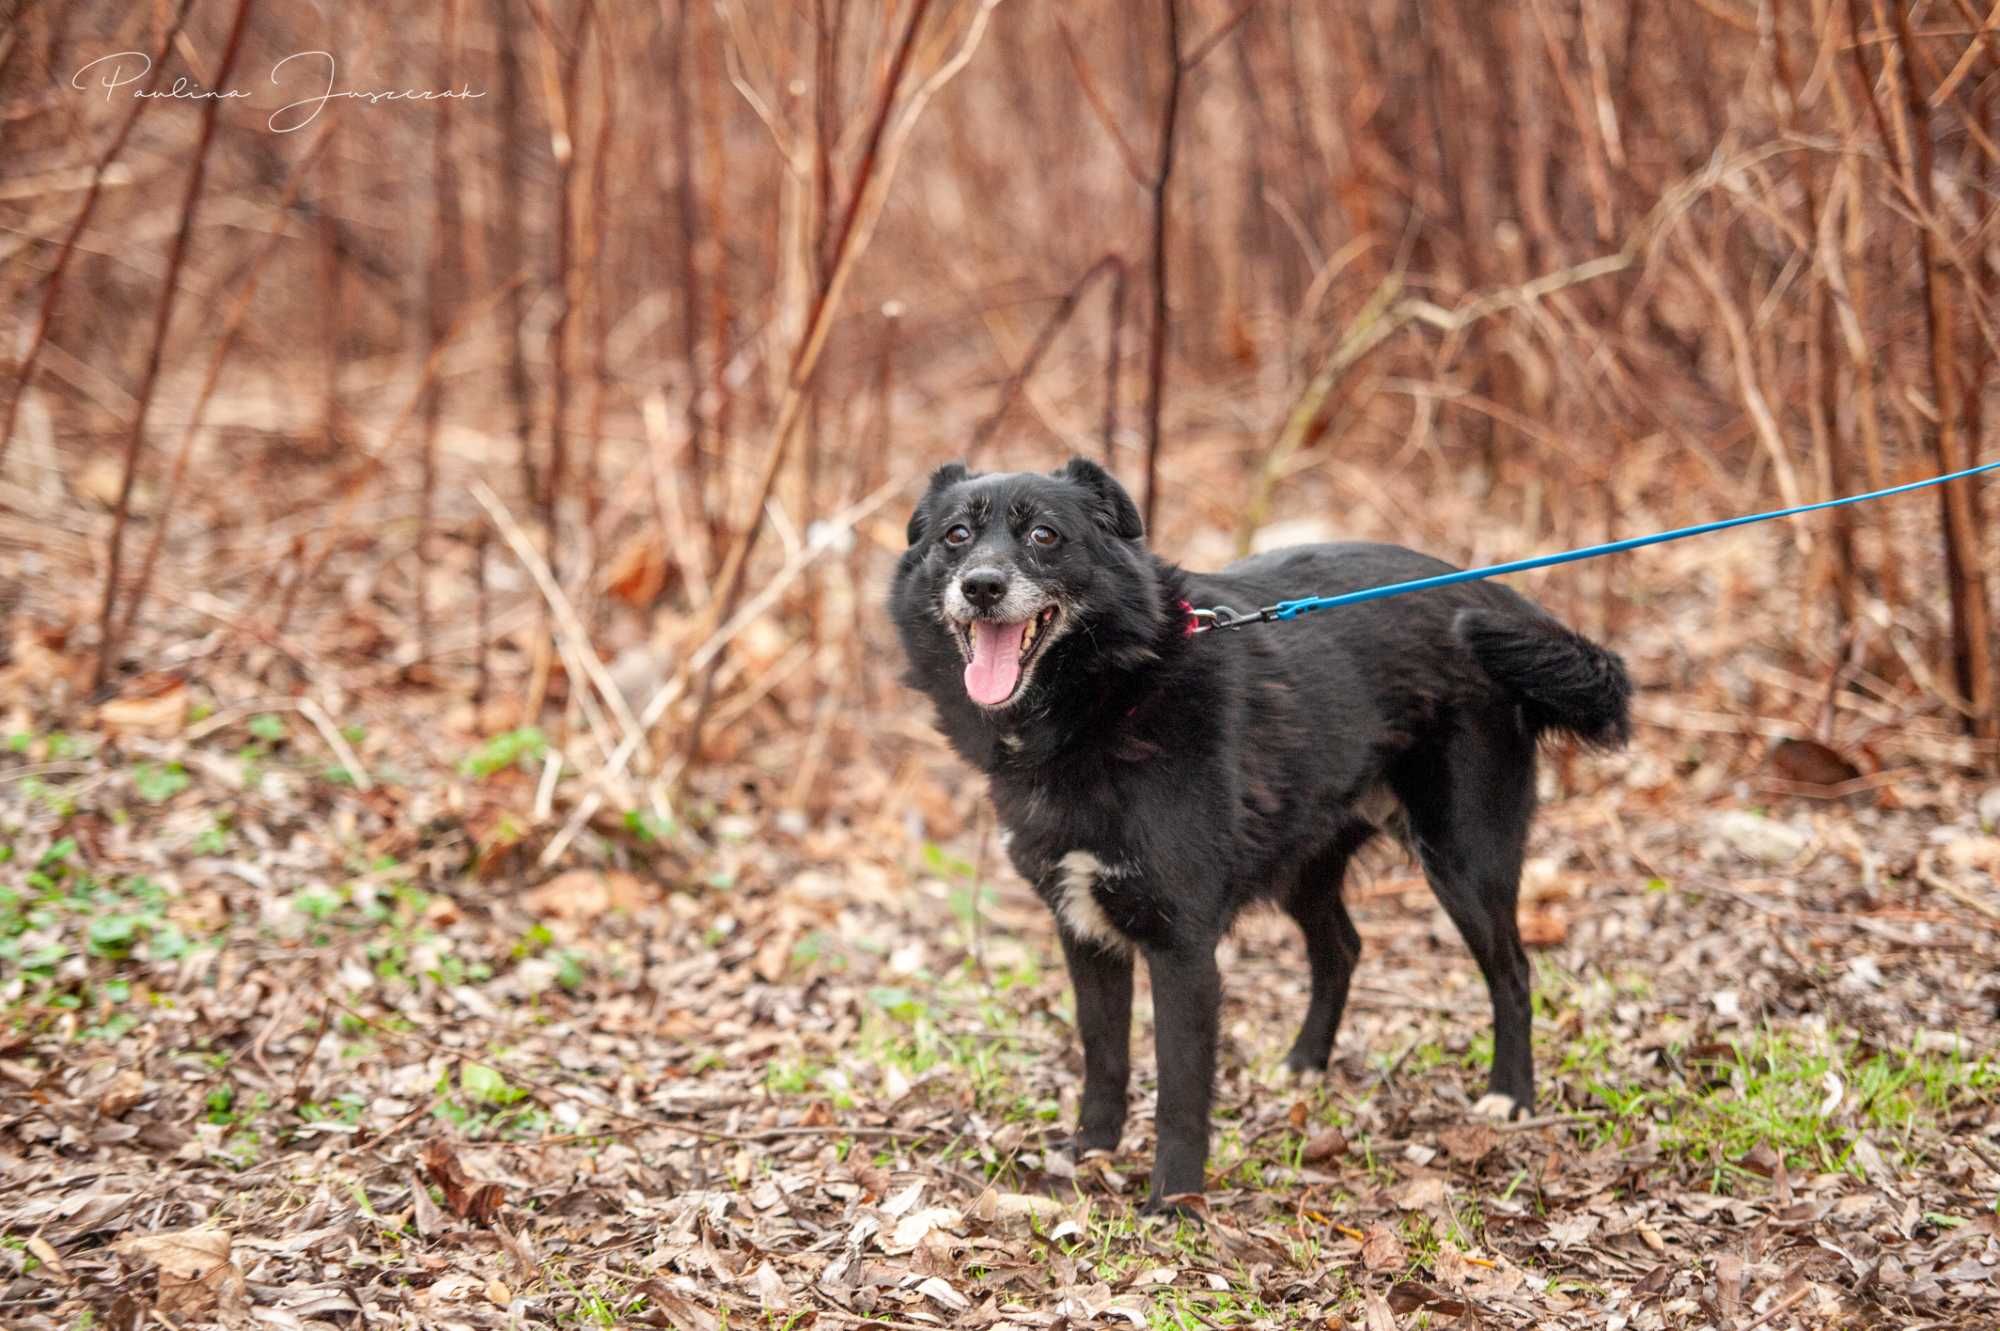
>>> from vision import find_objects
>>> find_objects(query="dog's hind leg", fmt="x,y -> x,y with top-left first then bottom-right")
1281,825 -> 1373,1075
1393,714 -> 1539,1117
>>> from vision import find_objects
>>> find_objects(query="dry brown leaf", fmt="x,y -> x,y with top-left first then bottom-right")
1302,1127 -> 1348,1162
1395,1176 -> 1449,1211
97,1068 -> 148,1118
522,869 -> 653,923
605,532 -> 672,607
1360,1222 -> 1407,1272
749,1261 -> 788,1308
422,1139 -> 507,1225
1518,906 -> 1567,947
969,1188 -> 1066,1229
1943,836 -> 2000,873
26,1235 -> 67,1280
1438,1123 -> 1497,1163
408,1169 -> 445,1238
915,1275 -> 971,1312
886,1205 -> 963,1254
115,1228 -> 247,1319
98,681 -> 188,736
1765,737 -> 1861,787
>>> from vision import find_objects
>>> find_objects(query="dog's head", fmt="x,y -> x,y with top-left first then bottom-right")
891,457 -> 1162,713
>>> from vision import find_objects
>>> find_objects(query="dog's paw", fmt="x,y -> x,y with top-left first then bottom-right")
1469,1092 -> 1528,1122
1139,1191 -> 1208,1224
1280,1049 -> 1331,1081
1065,1131 -> 1121,1159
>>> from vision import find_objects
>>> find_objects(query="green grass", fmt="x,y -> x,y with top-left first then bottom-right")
432,1059 -> 550,1138
0,840 -> 201,1031
460,727 -> 549,779
1563,1025 -> 2000,1189
130,760 -> 190,804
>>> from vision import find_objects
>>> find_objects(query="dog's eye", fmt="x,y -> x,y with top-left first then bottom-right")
943,524 -> 973,546
1029,525 -> 1060,547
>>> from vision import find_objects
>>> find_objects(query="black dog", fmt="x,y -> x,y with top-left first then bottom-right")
890,458 -> 1630,1211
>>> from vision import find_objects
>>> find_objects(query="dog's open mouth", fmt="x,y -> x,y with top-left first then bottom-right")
958,605 -> 1060,707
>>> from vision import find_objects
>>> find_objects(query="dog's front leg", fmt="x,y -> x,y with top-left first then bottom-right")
1142,939 -> 1220,1212
1058,930 -> 1133,1154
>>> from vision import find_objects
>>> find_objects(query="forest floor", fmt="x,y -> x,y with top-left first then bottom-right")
5,465 -> 2000,1330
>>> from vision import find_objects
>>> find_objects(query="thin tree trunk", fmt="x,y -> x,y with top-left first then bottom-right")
1142,0 -> 1184,534
419,0 -> 463,660
1773,0 -> 1859,628
699,0 -> 733,558
1884,2 -> 1997,741
93,0 -> 258,692
667,0 -> 706,565
0,0 -> 197,469
496,0 -> 538,520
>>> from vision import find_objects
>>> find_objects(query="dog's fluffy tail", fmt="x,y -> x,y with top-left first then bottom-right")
1454,608 -> 1631,749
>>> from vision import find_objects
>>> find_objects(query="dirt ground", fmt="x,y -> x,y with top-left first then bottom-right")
6,495 -> 2000,1331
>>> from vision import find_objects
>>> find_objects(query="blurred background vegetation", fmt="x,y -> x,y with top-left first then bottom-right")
3,0 -> 1997,836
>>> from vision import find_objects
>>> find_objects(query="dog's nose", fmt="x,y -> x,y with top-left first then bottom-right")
960,568 -> 1009,612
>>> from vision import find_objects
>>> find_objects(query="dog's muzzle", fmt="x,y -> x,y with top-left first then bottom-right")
941,568 -> 1063,708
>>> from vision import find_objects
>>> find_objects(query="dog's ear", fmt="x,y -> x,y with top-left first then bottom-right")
1055,457 -> 1144,541
906,462 -> 971,545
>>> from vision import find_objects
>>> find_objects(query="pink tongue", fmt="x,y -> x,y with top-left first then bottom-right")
964,620 -> 1028,705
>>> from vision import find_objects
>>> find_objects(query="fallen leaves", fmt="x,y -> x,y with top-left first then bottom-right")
96,680 -> 189,736
1360,1221 -> 1407,1272
913,1273 -> 971,1311
885,1204 -> 963,1254
1708,809 -> 1813,864
967,1186 -> 1066,1228
95,1068 -> 147,1118
7,590 -> 2000,1331
1764,736 -> 1862,788
1437,1122 -> 1497,1164
421,1139 -> 507,1225
1301,1125 -> 1348,1162
521,868 -> 654,923
114,1228 -> 248,1321
25,1234 -> 68,1280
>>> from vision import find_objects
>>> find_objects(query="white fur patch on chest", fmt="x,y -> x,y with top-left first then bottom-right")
1052,850 -> 1133,951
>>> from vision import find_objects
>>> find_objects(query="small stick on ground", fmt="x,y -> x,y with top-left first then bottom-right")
473,524 -> 492,712
470,480 -> 648,766
297,698 -> 373,792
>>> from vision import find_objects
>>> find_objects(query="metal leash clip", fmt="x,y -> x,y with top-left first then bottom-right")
1187,604 -> 1273,633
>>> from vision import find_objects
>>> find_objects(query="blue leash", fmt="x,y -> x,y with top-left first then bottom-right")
1189,458 -> 2000,632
